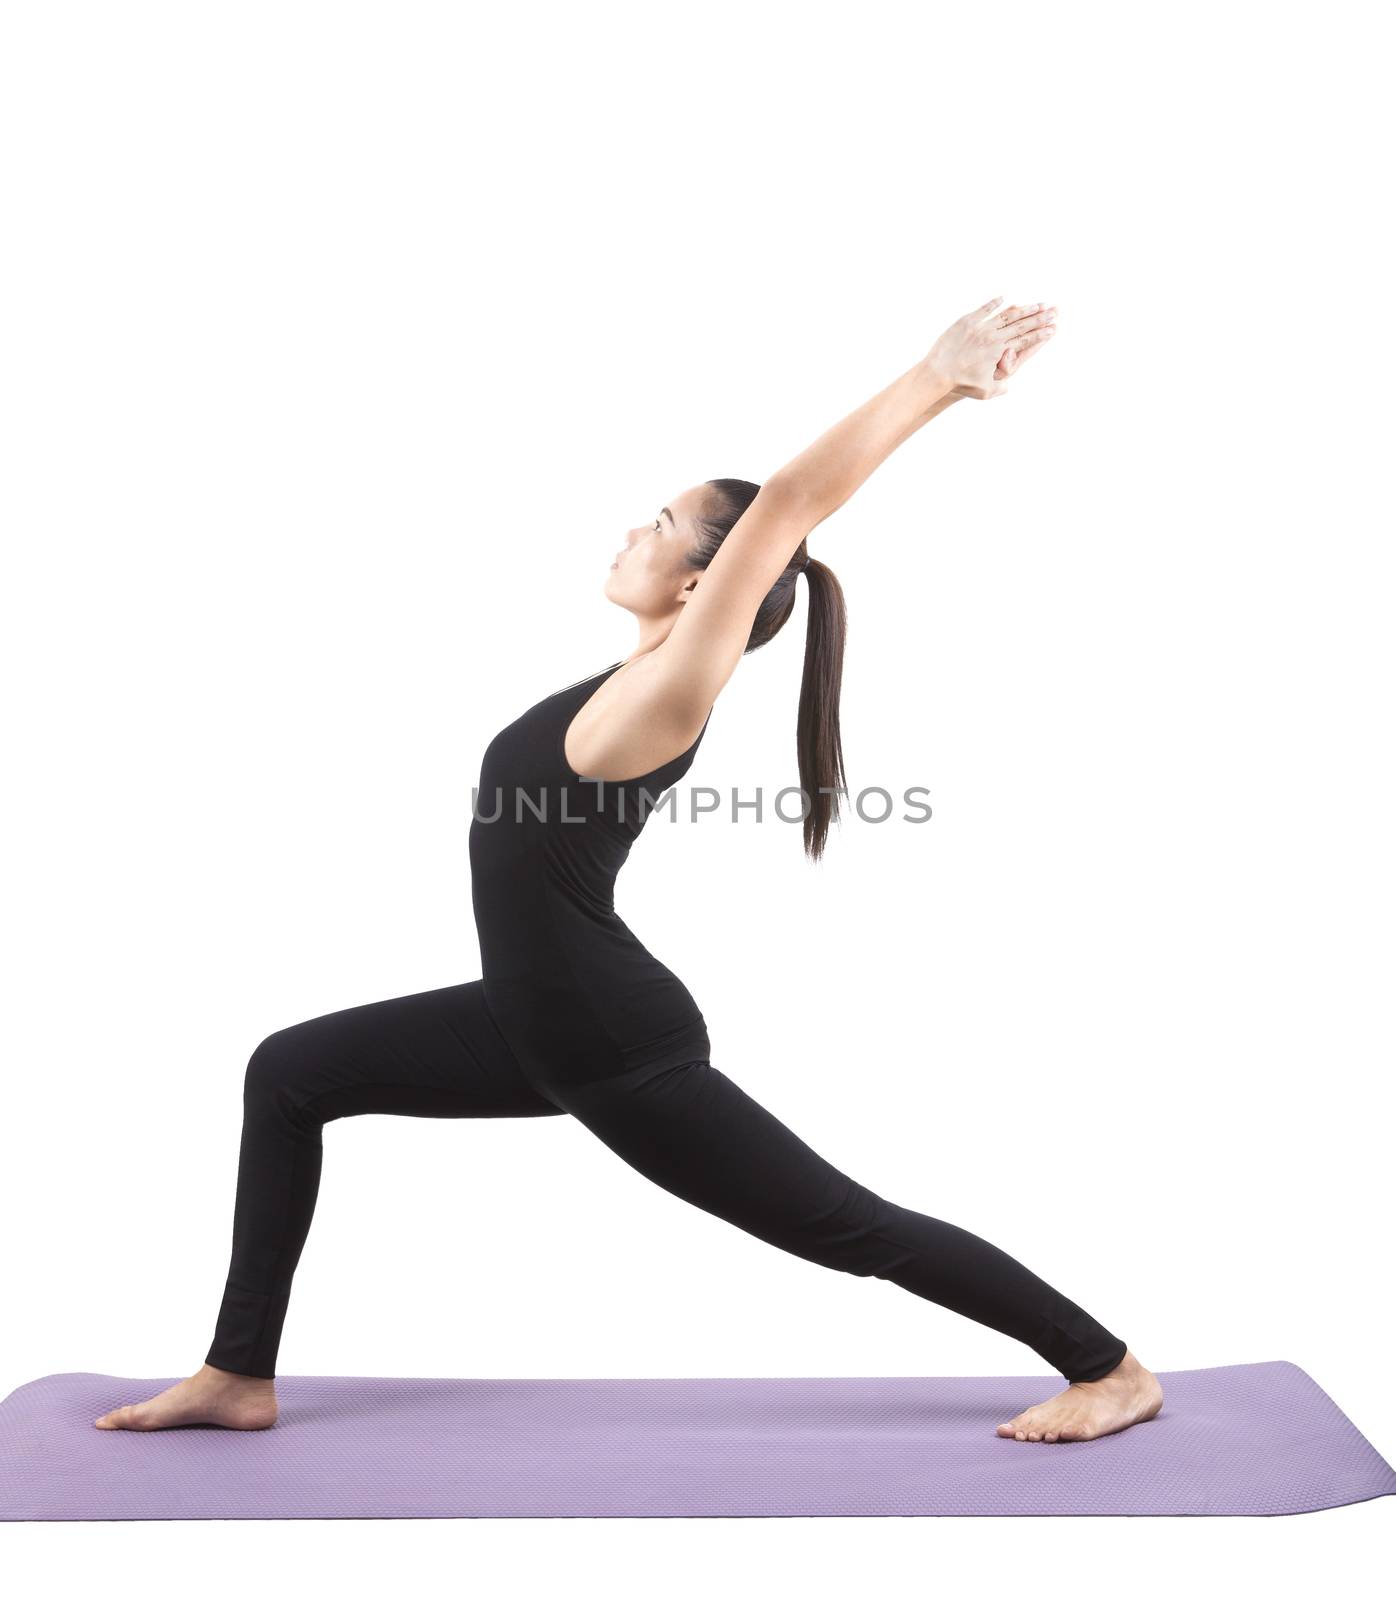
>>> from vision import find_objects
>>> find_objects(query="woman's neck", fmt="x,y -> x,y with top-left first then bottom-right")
630,613 -> 678,659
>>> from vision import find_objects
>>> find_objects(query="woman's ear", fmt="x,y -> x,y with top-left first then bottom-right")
675,573 -> 700,605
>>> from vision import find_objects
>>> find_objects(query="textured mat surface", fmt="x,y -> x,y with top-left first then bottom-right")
2,1360 -> 1393,1520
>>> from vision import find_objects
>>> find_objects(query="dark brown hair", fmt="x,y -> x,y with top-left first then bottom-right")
687,478 -> 848,861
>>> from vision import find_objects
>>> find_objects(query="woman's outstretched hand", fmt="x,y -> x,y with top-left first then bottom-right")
925,296 -> 1057,401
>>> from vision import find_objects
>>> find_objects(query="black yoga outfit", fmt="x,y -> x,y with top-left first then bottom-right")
469,660 -> 714,1089
205,661 -> 1129,1384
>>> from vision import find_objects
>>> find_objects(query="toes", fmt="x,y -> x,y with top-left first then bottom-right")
996,1404 -> 1085,1443
998,1404 -> 1063,1443
95,1397 -> 198,1431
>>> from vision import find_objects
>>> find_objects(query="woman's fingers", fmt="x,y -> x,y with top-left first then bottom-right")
972,299 -> 1057,333
990,304 -> 1054,337
996,306 -> 1055,338
995,327 -> 1053,378
981,299 -> 1024,328
995,326 -> 1055,375
1014,336 -> 1049,368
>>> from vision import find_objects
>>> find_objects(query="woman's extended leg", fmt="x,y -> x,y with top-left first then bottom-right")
545,1055 -> 1162,1440
95,981 -> 562,1430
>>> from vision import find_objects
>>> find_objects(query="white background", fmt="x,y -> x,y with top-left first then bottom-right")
2,0 -> 1391,1589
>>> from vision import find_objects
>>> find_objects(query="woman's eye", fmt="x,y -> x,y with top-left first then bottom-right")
653,520 -> 661,533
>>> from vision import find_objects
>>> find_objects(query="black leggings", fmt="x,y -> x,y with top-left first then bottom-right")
205,981 -> 1129,1384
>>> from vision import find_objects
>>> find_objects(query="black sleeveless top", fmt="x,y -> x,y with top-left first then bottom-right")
468,661 -> 712,1089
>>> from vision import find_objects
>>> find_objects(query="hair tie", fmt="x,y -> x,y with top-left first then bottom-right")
800,554 -> 812,572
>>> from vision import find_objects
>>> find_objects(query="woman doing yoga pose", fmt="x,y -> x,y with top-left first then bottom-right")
96,296 -> 1163,1443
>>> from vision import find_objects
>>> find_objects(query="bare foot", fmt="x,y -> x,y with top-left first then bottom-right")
995,1349 -> 1163,1443
94,1363 -> 278,1431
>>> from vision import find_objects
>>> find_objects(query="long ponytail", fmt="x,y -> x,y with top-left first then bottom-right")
688,479 -> 849,860
796,556 -> 847,860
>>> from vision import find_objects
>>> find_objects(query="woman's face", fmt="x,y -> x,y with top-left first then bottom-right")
603,484 -> 708,618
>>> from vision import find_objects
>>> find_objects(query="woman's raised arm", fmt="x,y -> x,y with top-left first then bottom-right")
775,297 -> 1056,525
654,297 -> 1056,714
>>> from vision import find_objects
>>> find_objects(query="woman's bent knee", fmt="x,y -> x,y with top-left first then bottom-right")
242,1023 -> 321,1109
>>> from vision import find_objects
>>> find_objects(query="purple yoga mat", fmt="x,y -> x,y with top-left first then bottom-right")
2,1360 -> 1392,1520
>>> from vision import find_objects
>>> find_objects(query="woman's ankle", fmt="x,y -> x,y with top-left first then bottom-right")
201,1361 -> 275,1384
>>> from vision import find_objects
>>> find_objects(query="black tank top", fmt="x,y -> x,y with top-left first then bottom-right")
469,661 -> 712,1088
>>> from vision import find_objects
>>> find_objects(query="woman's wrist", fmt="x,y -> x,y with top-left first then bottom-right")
924,386 -> 964,420
914,355 -> 959,412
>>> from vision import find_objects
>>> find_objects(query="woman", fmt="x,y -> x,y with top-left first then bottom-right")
96,296 -> 1163,1444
